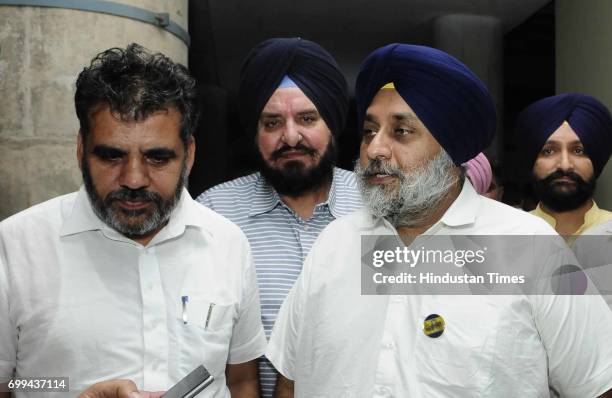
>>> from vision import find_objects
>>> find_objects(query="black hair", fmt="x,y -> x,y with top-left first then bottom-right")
75,43 -> 199,146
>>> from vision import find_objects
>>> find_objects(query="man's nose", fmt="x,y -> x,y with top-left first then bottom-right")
282,120 -> 302,147
557,149 -> 574,173
119,156 -> 150,190
365,131 -> 392,161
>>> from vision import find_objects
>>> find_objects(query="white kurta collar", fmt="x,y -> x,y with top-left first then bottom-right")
60,186 -> 213,245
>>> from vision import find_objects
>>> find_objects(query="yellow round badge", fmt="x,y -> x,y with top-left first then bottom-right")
423,314 -> 445,338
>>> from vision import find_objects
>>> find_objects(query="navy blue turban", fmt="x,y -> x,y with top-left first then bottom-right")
515,93 -> 612,178
238,37 -> 349,138
355,43 -> 497,165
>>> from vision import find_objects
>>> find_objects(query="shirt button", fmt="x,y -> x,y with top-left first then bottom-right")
304,225 -> 309,231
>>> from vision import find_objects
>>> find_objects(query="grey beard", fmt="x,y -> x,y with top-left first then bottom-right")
100,194 -> 173,237
355,150 -> 459,228
83,157 -> 187,239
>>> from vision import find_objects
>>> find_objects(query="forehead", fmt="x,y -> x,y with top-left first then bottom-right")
88,105 -> 182,147
261,87 -> 317,115
366,89 -> 417,119
544,121 -> 582,145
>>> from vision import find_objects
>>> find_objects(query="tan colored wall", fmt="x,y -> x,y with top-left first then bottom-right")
556,0 -> 612,209
0,0 -> 188,220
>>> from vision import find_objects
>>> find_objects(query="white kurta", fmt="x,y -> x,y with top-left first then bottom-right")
0,187 -> 267,397
267,181 -> 612,397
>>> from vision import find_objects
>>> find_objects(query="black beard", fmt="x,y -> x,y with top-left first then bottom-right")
533,170 -> 596,212
256,139 -> 336,197
81,154 -> 186,239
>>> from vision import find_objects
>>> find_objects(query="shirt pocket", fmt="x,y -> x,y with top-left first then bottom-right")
175,297 -> 237,378
414,297 -> 502,392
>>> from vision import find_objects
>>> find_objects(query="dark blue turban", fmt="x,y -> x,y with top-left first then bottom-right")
355,43 -> 496,165
515,93 -> 612,177
238,37 -> 349,138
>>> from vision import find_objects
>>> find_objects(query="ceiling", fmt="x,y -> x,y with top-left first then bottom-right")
197,0 -> 552,92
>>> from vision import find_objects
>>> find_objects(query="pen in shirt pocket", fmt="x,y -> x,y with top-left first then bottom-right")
205,303 -> 215,330
181,295 -> 189,324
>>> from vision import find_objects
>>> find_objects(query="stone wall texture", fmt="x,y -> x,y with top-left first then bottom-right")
0,0 -> 188,220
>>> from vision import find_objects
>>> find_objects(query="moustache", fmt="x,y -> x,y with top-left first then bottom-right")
360,159 -> 404,179
105,188 -> 163,206
271,144 -> 317,161
542,170 -> 585,185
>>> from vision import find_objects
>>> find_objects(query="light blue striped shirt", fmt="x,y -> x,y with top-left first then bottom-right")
196,167 -> 362,397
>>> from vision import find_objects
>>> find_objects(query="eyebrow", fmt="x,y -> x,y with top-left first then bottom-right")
91,145 -> 177,159
142,147 -> 178,159
364,114 -> 378,123
260,109 -> 319,119
392,113 -> 419,122
260,112 -> 282,119
297,109 -> 319,116
91,144 -> 127,158
364,113 -> 419,123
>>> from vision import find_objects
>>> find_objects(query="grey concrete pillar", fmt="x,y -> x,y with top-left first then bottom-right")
0,0 -> 188,220
433,14 -> 503,164
556,0 -> 612,209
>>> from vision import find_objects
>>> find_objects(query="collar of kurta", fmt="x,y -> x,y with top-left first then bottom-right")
433,179 -> 480,229
248,167 -> 350,219
532,200 -> 612,235
60,186 -> 213,245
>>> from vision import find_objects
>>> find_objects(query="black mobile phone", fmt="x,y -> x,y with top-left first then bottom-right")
162,365 -> 214,398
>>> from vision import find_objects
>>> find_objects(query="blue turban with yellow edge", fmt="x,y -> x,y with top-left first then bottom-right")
355,43 -> 497,165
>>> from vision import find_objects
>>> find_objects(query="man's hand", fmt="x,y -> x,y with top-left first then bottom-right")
273,374 -> 294,398
226,360 -> 260,398
78,379 -> 164,398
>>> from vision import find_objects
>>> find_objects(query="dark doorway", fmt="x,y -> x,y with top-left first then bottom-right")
502,1 -> 555,208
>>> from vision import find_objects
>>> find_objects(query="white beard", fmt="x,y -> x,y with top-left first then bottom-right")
355,150 -> 459,227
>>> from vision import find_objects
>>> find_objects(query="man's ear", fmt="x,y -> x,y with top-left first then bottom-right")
77,132 -> 84,172
185,137 -> 196,176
